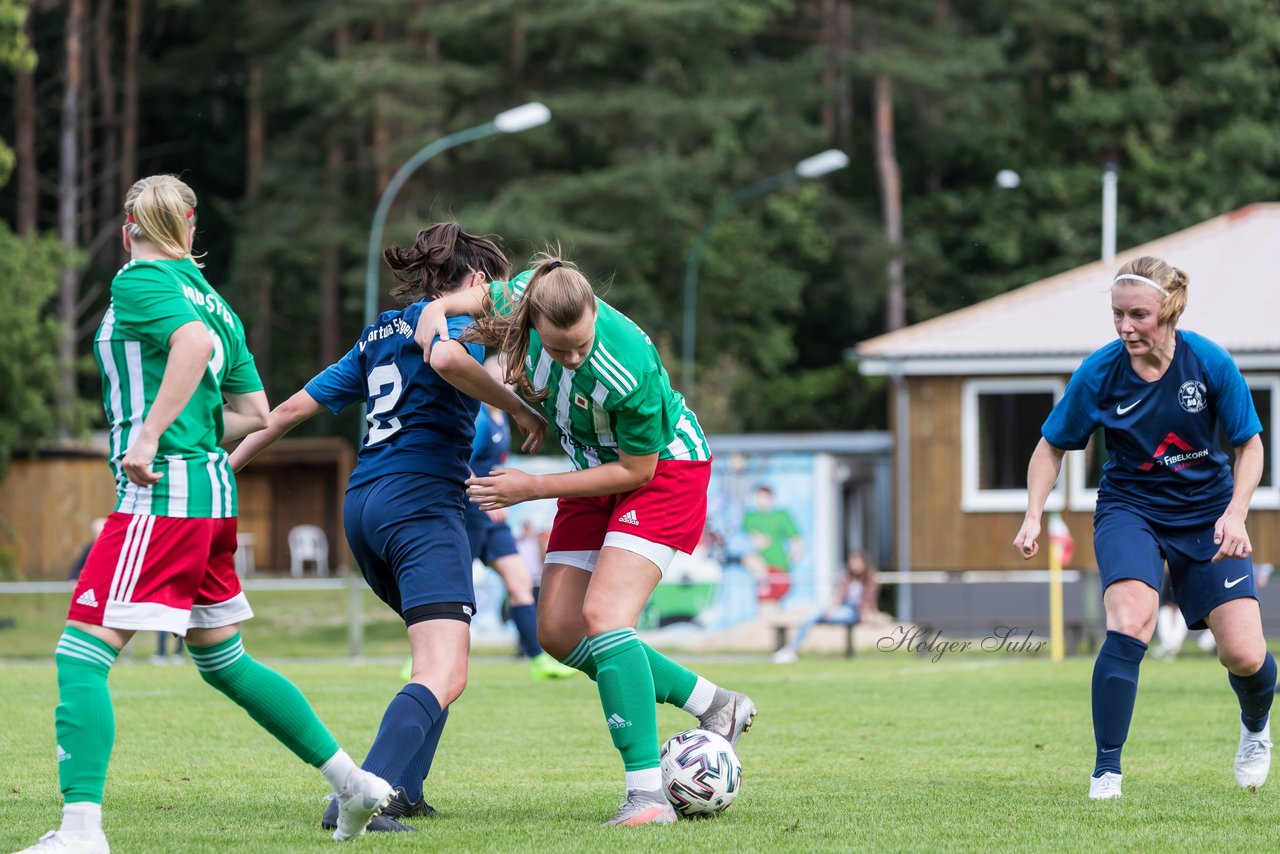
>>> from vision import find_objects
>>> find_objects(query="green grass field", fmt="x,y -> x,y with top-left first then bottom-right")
1,649 -> 1275,853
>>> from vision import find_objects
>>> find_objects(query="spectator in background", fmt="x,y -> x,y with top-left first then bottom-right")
773,551 -> 878,664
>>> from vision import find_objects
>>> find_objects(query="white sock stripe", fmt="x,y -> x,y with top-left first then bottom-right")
564,638 -> 592,668
56,639 -> 117,666
56,646 -> 116,668
589,628 -> 639,656
188,640 -> 244,664
56,638 -> 117,667
190,642 -> 245,671
57,633 -> 119,659
591,627 -> 636,644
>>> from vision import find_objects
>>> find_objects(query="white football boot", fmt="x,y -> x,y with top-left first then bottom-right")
17,829 -> 110,853
1088,772 -> 1123,800
331,767 -> 393,841
1234,720 -> 1272,792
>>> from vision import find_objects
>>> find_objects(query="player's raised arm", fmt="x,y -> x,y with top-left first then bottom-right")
430,341 -> 547,452
228,388 -> 326,472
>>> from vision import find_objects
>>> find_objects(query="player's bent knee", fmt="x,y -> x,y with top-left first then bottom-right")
1221,647 -> 1266,676
536,628 -> 575,660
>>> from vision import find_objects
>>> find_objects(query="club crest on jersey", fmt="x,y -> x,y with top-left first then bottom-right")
573,392 -> 590,409
1178,380 -> 1207,413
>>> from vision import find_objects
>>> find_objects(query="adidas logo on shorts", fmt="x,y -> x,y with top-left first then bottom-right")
617,510 -> 640,526
75,588 -> 99,608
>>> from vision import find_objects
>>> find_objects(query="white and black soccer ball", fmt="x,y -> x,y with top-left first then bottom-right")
659,728 -> 742,817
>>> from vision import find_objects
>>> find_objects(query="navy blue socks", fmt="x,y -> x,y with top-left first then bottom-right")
362,683 -> 444,790
1229,650 -> 1276,733
510,604 -> 542,659
393,707 -> 449,802
1091,630 -> 1147,776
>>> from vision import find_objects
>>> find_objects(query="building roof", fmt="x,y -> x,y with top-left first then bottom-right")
857,204 -> 1280,376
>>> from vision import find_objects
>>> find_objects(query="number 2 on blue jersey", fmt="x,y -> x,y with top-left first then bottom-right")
366,363 -> 404,444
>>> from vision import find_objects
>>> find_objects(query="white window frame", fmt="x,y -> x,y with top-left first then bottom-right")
961,377 -> 1066,512
1067,373 -> 1280,512
1244,374 -> 1280,510
1066,437 -> 1102,512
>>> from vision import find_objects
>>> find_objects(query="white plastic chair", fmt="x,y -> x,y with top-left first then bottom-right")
288,524 -> 329,577
234,532 -> 257,578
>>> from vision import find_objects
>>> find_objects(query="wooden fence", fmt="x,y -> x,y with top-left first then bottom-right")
0,439 -> 354,580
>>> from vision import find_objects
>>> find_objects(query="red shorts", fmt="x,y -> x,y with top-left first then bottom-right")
66,512 -> 254,635
545,459 -> 711,561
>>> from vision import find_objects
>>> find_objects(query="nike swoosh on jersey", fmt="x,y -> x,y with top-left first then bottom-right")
1116,399 -> 1143,415
1225,576 -> 1248,589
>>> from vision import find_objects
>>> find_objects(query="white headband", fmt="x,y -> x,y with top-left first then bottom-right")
1113,273 -> 1168,297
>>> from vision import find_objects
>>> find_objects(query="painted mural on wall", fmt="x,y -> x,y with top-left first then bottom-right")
470,452 -> 822,639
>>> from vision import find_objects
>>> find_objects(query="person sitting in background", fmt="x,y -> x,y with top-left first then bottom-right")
773,551 -> 878,664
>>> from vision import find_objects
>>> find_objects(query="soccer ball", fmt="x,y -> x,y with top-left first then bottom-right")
659,728 -> 742,816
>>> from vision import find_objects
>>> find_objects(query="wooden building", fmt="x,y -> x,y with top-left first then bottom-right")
856,204 -> 1280,574
0,438 -> 353,580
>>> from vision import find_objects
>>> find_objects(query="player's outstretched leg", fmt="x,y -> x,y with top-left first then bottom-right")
186,633 -> 394,838
561,636 -> 756,744
19,628 -> 119,854
1229,650 -> 1276,791
1088,630 -> 1147,800
698,687 -> 758,747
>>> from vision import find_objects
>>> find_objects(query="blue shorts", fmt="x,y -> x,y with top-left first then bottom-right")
464,502 -> 518,566
344,472 -> 475,618
1094,504 -> 1256,630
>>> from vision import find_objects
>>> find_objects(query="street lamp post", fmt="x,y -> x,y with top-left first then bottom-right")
363,102 -> 552,329
680,149 -> 849,398
993,162 -> 1119,263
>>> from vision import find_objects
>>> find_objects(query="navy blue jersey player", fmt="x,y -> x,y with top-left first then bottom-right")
463,359 -> 576,681
231,224 -> 546,829
1013,255 -> 1270,801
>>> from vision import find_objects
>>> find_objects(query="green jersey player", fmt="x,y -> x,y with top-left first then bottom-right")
22,176 -> 391,854
415,253 -> 756,826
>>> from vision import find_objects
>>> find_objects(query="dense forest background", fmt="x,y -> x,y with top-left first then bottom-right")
3,0 -> 1280,467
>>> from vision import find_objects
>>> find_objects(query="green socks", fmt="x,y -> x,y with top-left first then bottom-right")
187,633 -> 339,767
589,628 -> 659,772
54,627 -> 119,804
564,636 -> 699,707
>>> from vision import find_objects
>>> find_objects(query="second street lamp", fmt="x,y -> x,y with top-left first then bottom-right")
680,149 -> 849,400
